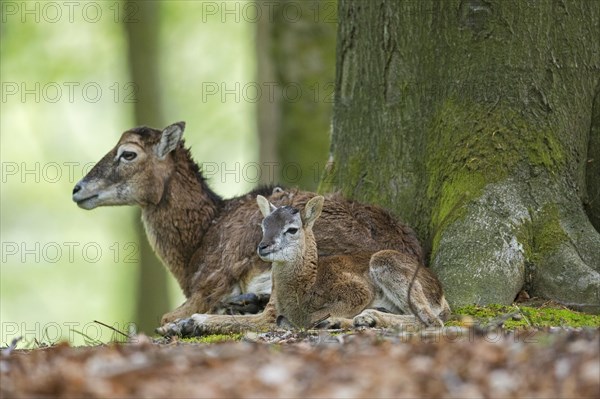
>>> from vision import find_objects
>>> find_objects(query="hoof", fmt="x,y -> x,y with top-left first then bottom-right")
276,315 -> 295,329
315,319 -> 341,329
353,313 -> 378,328
220,293 -> 271,315
155,314 -> 209,337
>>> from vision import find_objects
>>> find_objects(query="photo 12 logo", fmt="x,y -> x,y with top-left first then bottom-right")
1,321 -> 137,346
199,81 -> 334,104
1,161 -> 95,184
1,241 -> 139,264
200,161 -> 335,185
198,1 -> 337,24
1,1 -> 139,24
1,82 -> 138,104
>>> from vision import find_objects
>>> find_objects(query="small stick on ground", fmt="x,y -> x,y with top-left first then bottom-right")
1,336 -> 22,356
94,320 -> 129,339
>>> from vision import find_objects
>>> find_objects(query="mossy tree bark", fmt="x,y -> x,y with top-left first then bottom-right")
323,0 -> 600,312
586,90 -> 600,231
123,1 -> 171,331
256,0 -> 337,190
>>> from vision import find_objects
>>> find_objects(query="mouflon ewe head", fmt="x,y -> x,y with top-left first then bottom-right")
72,122 -> 186,209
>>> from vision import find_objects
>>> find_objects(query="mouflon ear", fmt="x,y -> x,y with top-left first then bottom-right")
257,195 -> 277,218
302,196 -> 324,228
156,121 -> 185,159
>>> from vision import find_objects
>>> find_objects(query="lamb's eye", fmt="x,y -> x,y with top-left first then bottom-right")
286,228 -> 298,235
121,151 -> 137,161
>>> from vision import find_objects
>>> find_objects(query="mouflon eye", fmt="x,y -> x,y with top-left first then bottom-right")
121,151 -> 137,161
286,228 -> 298,235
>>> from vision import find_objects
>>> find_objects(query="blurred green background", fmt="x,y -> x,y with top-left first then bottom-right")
0,0 -> 336,346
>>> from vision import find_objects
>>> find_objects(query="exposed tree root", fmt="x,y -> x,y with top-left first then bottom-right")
431,173 -> 600,313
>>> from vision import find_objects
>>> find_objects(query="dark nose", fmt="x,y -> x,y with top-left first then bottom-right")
258,243 -> 269,252
258,242 -> 271,256
72,184 -> 81,195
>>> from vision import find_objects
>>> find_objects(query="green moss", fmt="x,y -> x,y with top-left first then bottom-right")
430,170 -> 486,252
516,204 -> 569,265
426,99 -> 566,253
335,154 -> 376,200
528,135 -> 565,171
451,304 -> 600,330
532,205 -> 569,260
180,333 -> 243,344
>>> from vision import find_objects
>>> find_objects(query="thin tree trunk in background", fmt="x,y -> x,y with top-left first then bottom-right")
123,1 -> 171,332
325,0 -> 600,312
256,0 -> 337,190
256,0 -> 279,177
585,90 -> 600,232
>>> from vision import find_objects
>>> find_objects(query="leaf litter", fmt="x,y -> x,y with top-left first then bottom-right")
1,326 -> 598,398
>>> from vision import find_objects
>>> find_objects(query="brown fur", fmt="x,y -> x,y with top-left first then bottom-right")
257,196 -> 450,329
73,122 -> 427,327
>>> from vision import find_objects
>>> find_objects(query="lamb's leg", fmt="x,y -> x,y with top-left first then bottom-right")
275,313 -> 355,330
353,309 -> 419,329
369,250 -> 444,327
304,279 -> 376,329
315,317 -> 356,329
310,310 -> 355,330
157,297 -> 278,337
161,289 -> 269,324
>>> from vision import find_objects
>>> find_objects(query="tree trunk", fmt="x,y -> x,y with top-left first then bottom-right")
123,1 -> 171,331
256,0 -> 337,190
585,89 -> 600,231
324,0 -> 600,312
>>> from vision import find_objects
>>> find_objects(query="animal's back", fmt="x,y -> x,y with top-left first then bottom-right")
309,193 -> 423,262
191,188 -> 423,311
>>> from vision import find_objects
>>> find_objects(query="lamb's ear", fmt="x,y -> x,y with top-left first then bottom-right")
156,121 -> 185,159
257,195 -> 277,218
302,196 -> 324,228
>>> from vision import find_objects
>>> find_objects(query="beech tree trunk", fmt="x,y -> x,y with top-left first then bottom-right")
124,1 -> 171,331
256,0 -> 337,190
323,0 -> 600,312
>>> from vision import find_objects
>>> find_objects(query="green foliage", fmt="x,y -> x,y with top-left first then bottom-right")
180,333 -> 244,344
451,304 -> 600,330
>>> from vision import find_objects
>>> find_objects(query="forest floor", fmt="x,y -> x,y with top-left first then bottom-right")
2,303 -> 599,398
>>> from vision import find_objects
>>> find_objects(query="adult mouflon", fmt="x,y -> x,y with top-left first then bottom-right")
73,121 -> 432,333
